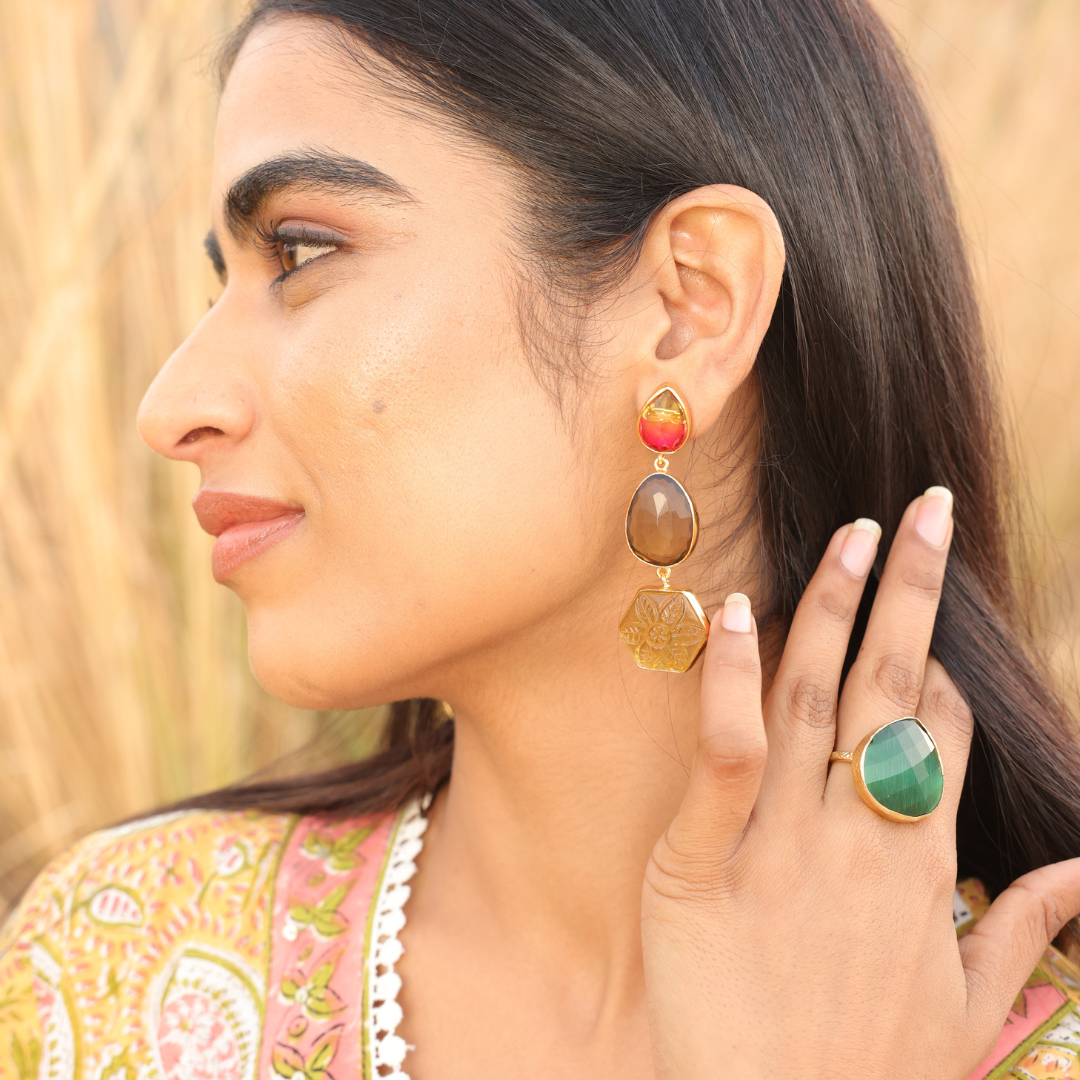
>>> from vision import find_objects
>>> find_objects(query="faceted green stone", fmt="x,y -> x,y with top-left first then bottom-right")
861,718 -> 943,818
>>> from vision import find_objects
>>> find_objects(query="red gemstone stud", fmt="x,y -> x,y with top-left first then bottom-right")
638,386 -> 689,454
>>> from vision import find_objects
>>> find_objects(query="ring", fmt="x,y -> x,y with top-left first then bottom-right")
829,717 -> 944,822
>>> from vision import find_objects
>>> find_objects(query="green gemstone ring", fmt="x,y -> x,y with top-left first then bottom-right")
830,717 -> 944,822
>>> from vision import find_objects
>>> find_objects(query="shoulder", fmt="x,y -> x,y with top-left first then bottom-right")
957,879 -> 1080,1080
0,804 -> 405,1080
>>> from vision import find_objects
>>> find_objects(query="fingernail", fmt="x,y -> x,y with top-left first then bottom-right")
721,592 -> 752,633
839,518 -> 881,577
915,486 -> 953,547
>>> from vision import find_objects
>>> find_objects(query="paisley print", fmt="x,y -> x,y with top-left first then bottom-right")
152,948 -> 264,1080
87,886 -> 145,928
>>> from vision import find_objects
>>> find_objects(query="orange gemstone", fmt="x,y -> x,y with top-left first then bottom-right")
638,388 -> 688,453
625,472 -> 697,566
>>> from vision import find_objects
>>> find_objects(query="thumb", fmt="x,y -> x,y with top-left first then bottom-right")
960,858 -> 1080,1046
664,593 -> 767,873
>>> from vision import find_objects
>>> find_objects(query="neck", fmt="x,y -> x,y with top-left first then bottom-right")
411,565 -> 714,995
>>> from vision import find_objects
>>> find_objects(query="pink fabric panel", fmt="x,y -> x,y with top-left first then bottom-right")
965,982 -> 1067,1080
259,813 -> 394,1080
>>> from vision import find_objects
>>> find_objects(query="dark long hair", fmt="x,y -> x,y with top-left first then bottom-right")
177,0 -> 1080,898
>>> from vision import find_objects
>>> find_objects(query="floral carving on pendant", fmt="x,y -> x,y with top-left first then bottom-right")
619,588 -> 710,673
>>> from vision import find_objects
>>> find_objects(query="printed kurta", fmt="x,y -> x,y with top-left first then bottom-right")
0,803 -> 426,1080
0,806 -> 1076,1079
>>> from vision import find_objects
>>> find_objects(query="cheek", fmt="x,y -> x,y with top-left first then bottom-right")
247,259 -> 611,706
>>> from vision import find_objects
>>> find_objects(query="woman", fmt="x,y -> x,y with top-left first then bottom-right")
2,0 -> 1080,1076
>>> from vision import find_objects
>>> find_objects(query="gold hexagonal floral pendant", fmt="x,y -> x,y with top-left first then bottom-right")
619,588 -> 710,673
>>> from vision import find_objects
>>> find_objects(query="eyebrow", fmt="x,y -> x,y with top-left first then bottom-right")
221,149 -> 414,240
204,230 -> 226,279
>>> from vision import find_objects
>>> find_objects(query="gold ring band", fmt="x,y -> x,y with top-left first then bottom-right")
829,718 -> 944,823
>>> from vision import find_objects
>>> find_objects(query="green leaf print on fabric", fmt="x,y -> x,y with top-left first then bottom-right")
287,880 -> 356,939
301,827 -> 375,874
279,953 -> 345,1020
271,1025 -> 342,1080
10,1034 -> 41,1080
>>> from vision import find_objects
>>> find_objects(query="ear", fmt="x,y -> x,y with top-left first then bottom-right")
632,185 -> 785,434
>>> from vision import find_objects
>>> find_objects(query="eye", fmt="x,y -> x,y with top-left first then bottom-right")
277,238 -> 337,276
255,222 -> 344,284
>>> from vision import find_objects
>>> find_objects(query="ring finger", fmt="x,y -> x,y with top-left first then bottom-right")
913,656 -> 974,824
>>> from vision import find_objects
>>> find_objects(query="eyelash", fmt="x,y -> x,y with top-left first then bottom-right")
254,221 -> 342,283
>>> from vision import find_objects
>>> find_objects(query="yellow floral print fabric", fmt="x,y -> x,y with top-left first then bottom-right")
2,808 -> 1078,1080
0,807 -> 397,1080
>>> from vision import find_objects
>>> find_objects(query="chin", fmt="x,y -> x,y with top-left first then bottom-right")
249,659 -> 344,710
243,605 -> 415,711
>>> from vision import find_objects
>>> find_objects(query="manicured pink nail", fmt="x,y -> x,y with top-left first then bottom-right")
721,592 -> 752,633
839,518 -> 881,577
915,486 -> 953,547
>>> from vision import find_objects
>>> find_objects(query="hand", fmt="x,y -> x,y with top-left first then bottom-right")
641,489 -> 1080,1079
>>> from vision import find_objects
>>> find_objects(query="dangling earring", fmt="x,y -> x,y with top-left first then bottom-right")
619,387 -> 710,673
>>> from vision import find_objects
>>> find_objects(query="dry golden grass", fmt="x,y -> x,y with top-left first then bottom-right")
0,0 -> 340,911
880,0 -> 1080,664
0,0 -> 1077,914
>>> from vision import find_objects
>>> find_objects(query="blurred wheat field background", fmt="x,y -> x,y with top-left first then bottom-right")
0,0 -> 379,914
0,0 -> 1077,915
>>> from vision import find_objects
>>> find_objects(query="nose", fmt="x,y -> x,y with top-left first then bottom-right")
138,301 -> 257,463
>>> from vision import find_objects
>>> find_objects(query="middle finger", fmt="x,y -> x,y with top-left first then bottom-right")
833,486 -> 954,757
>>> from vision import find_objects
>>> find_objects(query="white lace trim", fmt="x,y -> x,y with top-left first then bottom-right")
365,796 -> 429,1078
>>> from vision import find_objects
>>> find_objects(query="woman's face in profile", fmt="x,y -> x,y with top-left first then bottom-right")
137,17 -> 647,710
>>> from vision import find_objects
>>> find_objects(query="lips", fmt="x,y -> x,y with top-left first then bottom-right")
193,490 -> 305,582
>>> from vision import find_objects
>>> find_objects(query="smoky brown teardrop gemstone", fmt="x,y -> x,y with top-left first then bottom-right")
625,472 -> 697,566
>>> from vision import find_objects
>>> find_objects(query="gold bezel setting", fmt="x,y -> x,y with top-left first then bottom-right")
849,717 -> 943,823
637,385 -> 692,453
623,471 -> 700,569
